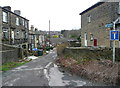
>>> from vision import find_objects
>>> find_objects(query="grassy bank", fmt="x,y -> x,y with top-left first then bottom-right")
0,61 -> 30,72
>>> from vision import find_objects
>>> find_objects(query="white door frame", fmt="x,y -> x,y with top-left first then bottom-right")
84,32 -> 88,47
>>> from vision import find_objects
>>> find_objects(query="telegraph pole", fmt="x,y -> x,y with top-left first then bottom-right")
49,20 -> 50,47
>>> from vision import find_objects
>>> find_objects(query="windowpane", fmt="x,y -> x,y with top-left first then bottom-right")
22,19 -> 25,26
21,31 -> 24,38
15,30 -> 20,39
19,19 -> 22,25
88,15 -> 91,23
2,29 -> 9,39
118,2 -> 120,14
25,21 -> 28,28
16,17 -> 19,25
3,12 -> 8,22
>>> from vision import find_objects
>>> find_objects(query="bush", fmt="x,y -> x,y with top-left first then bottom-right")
57,43 -> 68,57
52,35 -> 59,38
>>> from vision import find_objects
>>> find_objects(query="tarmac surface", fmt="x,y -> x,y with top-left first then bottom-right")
2,49 -> 107,87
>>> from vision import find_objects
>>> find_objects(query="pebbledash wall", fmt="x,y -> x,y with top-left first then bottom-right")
80,2 -> 120,47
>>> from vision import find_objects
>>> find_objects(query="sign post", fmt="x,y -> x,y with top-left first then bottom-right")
106,18 -> 120,63
110,30 -> 119,63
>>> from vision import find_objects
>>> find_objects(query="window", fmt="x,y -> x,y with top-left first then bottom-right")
118,2 -> 120,14
22,19 -> 25,26
2,29 -> 9,39
21,31 -> 24,38
32,35 -> 34,39
3,11 -> 8,23
25,21 -> 28,28
20,19 -> 25,26
16,17 -> 19,25
90,34 -> 94,41
87,15 -> 91,23
25,31 -> 27,39
15,30 -> 20,39
19,19 -> 22,25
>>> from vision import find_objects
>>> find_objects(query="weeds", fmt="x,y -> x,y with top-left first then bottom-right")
57,43 -> 68,56
0,61 -> 29,71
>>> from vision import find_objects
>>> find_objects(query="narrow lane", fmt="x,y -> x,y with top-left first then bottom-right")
2,49 -> 107,86
2,49 -> 57,86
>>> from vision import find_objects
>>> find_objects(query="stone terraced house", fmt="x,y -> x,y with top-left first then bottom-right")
29,25 -> 46,51
0,6 -> 29,63
79,2 -> 120,48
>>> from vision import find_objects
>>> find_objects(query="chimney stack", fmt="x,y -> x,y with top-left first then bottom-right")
31,25 -> 34,32
14,10 -> 21,15
3,6 -> 11,11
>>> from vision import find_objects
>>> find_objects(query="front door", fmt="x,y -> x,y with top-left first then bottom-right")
84,32 -> 88,46
11,30 -> 14,44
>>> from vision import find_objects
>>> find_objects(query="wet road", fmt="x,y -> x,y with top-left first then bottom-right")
2,49 -> 107,87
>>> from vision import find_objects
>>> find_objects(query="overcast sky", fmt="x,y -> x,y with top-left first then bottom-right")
1,0 -> 100,31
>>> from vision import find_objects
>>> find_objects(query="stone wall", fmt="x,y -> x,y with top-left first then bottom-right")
0,8 -> 2,66
60,47 -> 120,61
51,38 -> 69,45
2,44 -> 22,64
61,30 -> 80,38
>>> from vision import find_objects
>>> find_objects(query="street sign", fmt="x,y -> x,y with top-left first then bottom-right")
119,31 -> 120,41
105,23 -> 113,28
110,30 -> 119,40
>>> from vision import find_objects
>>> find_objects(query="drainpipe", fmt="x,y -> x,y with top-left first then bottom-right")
9,11 -> 11,44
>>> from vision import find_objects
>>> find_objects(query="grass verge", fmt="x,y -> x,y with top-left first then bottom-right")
0,61 -> 30,72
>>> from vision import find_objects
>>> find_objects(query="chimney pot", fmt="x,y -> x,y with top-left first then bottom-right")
14,10 -> 21,15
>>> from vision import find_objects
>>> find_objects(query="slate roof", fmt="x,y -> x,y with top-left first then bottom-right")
79,2 -> 104,15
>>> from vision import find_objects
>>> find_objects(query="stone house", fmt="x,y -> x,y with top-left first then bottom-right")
29,25 -> 46,50
61,29 -> 81,39
79,2 -> 120,48
0,6 -> 29,63
49,31 -> 61,38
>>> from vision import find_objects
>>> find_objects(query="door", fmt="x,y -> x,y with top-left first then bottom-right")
11,30 -> 14,44
84,32 -> 88,46
94,39 -> 97,46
